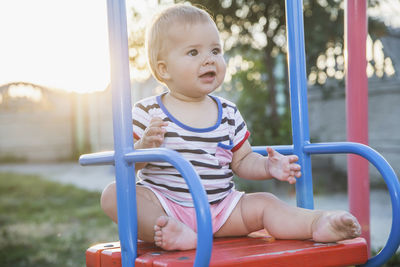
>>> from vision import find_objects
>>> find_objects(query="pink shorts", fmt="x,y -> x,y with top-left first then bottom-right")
144,186 -> 244,233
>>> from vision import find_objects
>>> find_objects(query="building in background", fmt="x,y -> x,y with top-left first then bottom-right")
0,78 -> 163,162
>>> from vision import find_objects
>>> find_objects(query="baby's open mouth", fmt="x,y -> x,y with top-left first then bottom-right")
200,71 -> 216,78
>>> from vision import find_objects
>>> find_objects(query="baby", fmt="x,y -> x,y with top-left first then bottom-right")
100,4 -> 361,251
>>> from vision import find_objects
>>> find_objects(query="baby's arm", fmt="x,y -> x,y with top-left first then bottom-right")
231,141 -> 301,184
134,117 -> 168,170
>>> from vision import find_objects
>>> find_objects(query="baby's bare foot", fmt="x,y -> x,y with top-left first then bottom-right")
312,211 -> 361,242
154,216 -> 197,251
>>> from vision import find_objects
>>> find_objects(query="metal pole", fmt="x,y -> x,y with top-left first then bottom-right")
285,0 -> 314,209
345,0 -> 370,250
106,0 -> 137,265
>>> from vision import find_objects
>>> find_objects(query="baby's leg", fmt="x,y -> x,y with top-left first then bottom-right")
100,182 -> 119,223
100,183 -> 196,249
215,192 -> 360,242
101,183 -> 166,241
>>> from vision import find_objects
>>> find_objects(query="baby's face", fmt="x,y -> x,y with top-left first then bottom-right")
159,21 -> 226,98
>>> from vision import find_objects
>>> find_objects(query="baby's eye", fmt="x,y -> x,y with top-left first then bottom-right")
188,49 -> 198,56
212,48 -> 221,55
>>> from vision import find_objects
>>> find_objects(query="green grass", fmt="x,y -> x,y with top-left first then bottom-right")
0,172 -> 118,267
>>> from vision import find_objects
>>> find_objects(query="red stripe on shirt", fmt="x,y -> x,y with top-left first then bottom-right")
231,130 -> 250,152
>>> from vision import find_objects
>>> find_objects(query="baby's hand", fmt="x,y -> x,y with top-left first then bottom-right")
136,117 -> 168,149
266,147 -> 301,184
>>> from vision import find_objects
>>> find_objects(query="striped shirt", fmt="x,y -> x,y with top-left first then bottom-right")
132,93 -> 250,207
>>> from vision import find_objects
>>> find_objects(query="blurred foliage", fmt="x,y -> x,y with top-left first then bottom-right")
226,50 -> 292,145
0,172 -> 118,267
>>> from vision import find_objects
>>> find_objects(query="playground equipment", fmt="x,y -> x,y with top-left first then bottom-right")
80,0 -> 400,266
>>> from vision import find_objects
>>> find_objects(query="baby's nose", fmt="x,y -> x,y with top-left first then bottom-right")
203,53 -> 216,65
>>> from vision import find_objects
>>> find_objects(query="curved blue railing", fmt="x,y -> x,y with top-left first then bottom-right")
80,148 -> 213,267
124,148 -> 213,266
252,142 -> 400,267
304,142 -> 400,267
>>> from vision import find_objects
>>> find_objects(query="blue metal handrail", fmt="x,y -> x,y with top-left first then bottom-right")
80,148 -> 213,267
124,148 -> 213,266
304,142 -> 400,267
252,143 -> 400,267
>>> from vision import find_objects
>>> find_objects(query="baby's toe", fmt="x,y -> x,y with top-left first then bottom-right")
154,230 -> 162,237
156,216 -> 169,228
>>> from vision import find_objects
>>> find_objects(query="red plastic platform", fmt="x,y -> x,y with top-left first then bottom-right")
86,231 -> 368,267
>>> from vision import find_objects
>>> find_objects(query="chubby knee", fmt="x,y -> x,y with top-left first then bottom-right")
100,182 -> 117,217
242,192 -> 283,219
240,192 -> 280,212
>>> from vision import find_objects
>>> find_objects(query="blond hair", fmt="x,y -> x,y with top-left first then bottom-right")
145,4 -> 215,82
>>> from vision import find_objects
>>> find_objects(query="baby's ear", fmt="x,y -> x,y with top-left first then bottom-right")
156,60 -> 171,81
